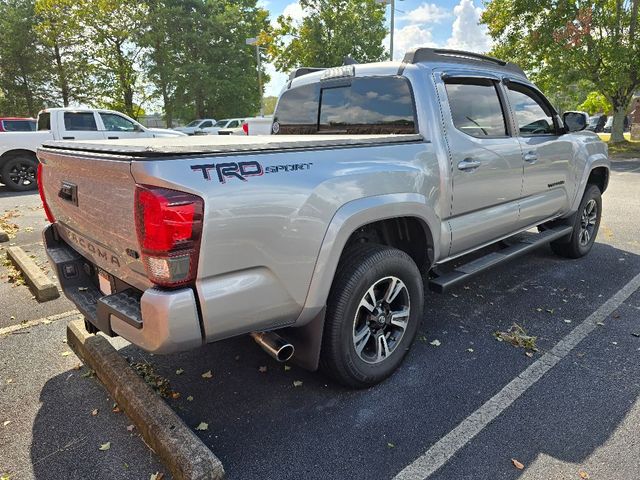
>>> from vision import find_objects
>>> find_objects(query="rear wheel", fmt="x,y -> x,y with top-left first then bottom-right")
1,156 -> 38,191
320,244 -> 423,388
550,184 -> 602,258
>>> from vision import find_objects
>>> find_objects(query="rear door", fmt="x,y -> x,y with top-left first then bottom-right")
504,81 -> 573,226
58,111 -> 106,140
437,74 -> 524,256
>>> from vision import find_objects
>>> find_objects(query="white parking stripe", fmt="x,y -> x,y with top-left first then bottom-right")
0,310 -> 79,336
395,271 -> 640,480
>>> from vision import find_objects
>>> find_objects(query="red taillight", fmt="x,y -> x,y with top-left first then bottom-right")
37,163 -> 55,223
242,122 -> 249,135
134,185 -> 203,287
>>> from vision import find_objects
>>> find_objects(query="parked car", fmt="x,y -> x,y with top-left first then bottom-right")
197,118 -> 245,135
173,119 -> 217,135
602,115 -> 630,133
0,108 -> 185,191
39,48 -> 608,388
586,114 -> 607,133
0,117 -> 36,132
242,116 -> 273,135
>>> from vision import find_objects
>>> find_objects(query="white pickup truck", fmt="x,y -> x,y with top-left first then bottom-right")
0,108 -> 184,191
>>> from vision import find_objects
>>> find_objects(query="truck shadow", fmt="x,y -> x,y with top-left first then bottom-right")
0,184 -> 38,198
33,242 -> 637,479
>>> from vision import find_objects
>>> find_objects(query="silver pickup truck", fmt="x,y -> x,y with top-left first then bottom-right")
38,49 -> 609,387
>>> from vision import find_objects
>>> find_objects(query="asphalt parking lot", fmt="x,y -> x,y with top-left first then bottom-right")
1,157 -> 639,480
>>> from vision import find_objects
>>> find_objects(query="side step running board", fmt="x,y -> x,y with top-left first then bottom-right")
429,225 -> 573,293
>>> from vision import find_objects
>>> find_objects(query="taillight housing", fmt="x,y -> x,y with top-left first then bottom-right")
134,185 -> 204,287
242,122 -> 249,135
37,163 -> 55,223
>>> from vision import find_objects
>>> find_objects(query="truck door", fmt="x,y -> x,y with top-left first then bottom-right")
504,81 -> 574,226
58,111 -> 106,141
98,112 -> 148,140
438,74 -> 524,256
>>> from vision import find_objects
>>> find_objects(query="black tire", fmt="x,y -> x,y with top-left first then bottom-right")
320,243 -> 424,388
550,184 -> 602,258
1,155 -> 38,191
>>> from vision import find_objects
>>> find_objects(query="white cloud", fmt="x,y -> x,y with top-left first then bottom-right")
446,0 -> 492,53
399,3 -> 450,24
264,62 -> 289,97
389,24 -> 438,61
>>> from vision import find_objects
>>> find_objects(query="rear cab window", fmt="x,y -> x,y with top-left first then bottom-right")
274,76 -> 417,134
37,113 -> 51,131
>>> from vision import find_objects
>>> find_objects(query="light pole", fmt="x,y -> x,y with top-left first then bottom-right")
376,0 -> 395,61
246,37 -> 264,117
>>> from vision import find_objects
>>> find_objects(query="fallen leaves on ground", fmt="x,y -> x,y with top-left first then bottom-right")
293,380 -> 303,387
175,368 -> 184,375
129,361 -> 173,397
186,396 -> 194,402
579,470 -> 590,479
258,366 -> 267,373
2,258 -> 25,286
201,370 -> 213,379
429,339 -> 441,347
3,420 -> 11,427
91,409 -> 98,416
494,324 -> 538,352
0,210 -> 20,238
60,351 -> 72,357
81,369 -> 95,378
150,473 -> 164,480
170,392 -> 180,399
112,404 -> 122,413
511,458 -> 524,470
126,424 -> 135,432
387,442 -> 395,448
99,442 -> 111,451
195,422 -> 208,431
284,365 -> 291,371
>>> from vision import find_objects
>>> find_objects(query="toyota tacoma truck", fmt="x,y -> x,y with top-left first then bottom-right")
38,49 -> 609,388
0,107 -> 185,191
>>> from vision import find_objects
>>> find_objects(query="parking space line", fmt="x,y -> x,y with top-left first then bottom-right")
394,271 -> 640,480
0,310 -> 79,336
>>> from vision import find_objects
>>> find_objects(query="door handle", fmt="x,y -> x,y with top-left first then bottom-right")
524,151 -> 538,163
457,158 -> 482,171
108,136 -> 119,139
62,136 -> 75,140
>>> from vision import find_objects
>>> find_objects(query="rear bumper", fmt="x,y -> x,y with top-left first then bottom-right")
43,224 -> 203,353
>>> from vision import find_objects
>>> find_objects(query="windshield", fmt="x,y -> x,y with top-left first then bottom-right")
186,120 -> 201,127
214,120 -> 230,127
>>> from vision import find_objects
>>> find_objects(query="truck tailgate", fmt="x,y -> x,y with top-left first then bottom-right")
38,149 -> 150,291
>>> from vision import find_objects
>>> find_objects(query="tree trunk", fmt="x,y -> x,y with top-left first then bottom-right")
610,104 -> 628,143
53,42 -> 69,107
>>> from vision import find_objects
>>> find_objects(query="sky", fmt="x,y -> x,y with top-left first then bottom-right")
261,0 -> 493,97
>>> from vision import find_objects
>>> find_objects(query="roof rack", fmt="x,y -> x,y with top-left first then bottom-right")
288,67 -> 326,81
402,48 -> 527,78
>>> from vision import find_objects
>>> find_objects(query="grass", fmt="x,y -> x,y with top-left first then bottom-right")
596,133 -> 640,159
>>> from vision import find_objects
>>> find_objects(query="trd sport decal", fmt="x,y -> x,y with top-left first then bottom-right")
191,161 -> 313,183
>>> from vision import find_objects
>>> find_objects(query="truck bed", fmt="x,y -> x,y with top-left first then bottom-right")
40,133 -> 424,158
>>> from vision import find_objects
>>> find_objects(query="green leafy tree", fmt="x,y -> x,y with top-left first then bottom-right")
76,0 -> 147,118
578,91 -> 612,115
0,0 -> 50,115
265,0 -> 388,72
482,0 -> 640,143
34,0 -> 95,107
263,95 -> 278,115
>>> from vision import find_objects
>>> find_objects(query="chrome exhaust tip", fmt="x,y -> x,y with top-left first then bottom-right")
250,331 -> 295,362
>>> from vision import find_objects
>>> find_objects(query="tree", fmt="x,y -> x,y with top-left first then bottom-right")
263,95 -> 278,115
578,91 -> 612,115
265,0 -> 388,72
76,0 -> 147,118
0,0 -> 50,115
34,0 -> 95,107
482,0 -> 640,143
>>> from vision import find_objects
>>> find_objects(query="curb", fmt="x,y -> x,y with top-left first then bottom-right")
67,319 -> 225,480
6,246 -> 59,301
0,227 -> 8,243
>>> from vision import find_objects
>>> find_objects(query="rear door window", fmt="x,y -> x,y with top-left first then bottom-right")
273,76 -> 417,134
2,120 -> 36,131
64,112 -> 98,131
444,78 -> 508,138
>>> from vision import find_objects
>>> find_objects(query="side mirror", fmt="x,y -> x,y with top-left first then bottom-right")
563,111 -> 588,132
